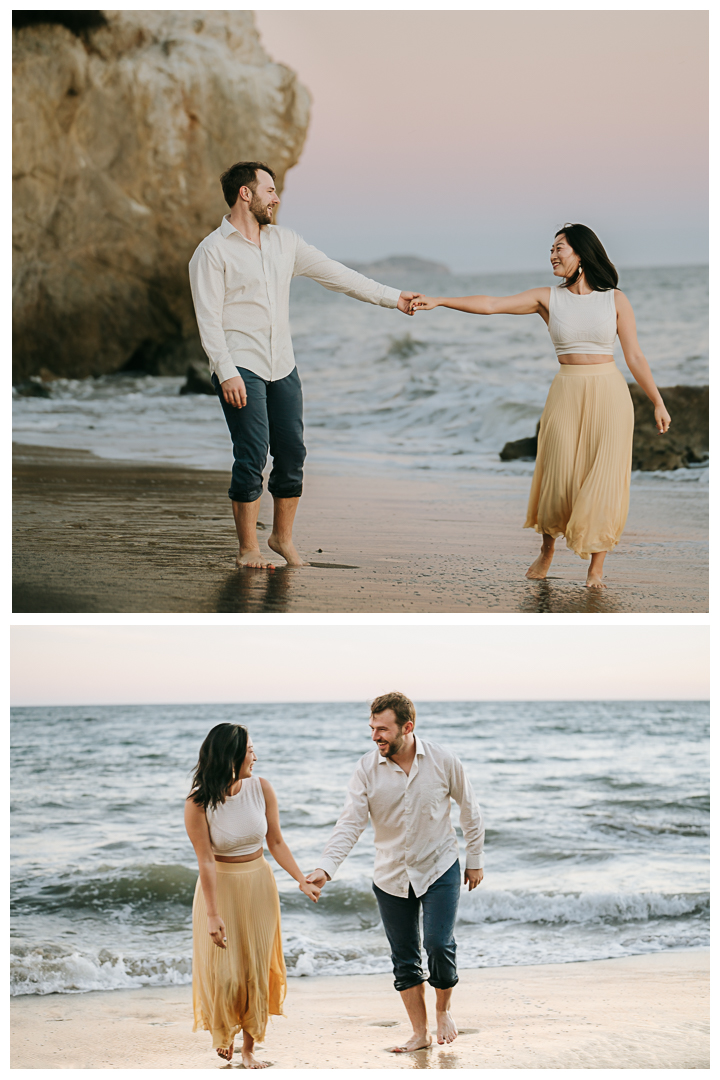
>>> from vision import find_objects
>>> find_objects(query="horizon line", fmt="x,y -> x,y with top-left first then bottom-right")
330,258 -> 709,276
10,697 -> 710,709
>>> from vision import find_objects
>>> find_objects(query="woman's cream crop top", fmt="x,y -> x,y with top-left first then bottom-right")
548,285 -> 617,357
205,776 -> 267,856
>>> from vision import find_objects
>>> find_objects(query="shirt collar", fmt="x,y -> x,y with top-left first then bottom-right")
377,734 -> 424,764
220,215 -> 269,246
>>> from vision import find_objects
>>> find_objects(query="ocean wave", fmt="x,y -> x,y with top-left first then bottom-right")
457,889 -> 708,926
13,864 -> 198,914
10,944 -> 192,997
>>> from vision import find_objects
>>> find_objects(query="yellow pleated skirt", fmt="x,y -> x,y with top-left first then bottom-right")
524,361 -> 634,559
192,857 -> 286,1049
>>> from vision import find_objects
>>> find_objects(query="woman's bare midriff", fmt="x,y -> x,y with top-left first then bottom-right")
558,353 -> 615,366
214,847 -> 263,863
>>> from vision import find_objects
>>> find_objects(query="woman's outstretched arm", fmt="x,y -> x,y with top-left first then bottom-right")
260,778 -> 321,902
615,291 -> 671,434
411,286 -> 551,318
184,796 -> 227,949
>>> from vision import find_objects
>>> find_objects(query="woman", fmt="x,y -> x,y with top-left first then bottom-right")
185,723 -> 320,1068
411,224 -> 671,588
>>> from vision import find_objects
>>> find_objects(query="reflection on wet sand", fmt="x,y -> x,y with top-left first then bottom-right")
13,444 -> 707,614
520,579 -> 624,614
214,566 -> 295,613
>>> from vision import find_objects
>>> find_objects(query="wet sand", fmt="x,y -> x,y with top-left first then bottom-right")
12,443 -> 708,613
10,949 -> 708,1069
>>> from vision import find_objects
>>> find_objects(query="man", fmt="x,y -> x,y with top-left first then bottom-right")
306,692 -> 484,1053
189,162 -> 419,569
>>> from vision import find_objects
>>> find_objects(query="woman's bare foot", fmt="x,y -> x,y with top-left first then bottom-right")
585,551 -> 607,588
241,1049 -> 271,1069
526,551 -> 553,580
526,535 -> 556,580
216,1043 -> 234,1061
268,533 -> 308,567
391,1031 -> 432,1053
436,1011 -> 458,1044
236,549 -> 276,569
242,1032 -> 270,1069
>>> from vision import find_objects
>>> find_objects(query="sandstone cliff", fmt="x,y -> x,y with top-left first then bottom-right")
12,10 -> 310,381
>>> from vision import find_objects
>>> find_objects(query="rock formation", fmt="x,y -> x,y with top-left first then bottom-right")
628,384 -> 708,471
499,385 -> 708,471
12,10 -> 310,381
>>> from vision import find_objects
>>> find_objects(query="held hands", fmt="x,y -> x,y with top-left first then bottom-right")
464,868 -> 483,891
221,374 -> 247,409
397,291 -> 422,316
409,295 -> 439,313
207,914 -> 228,948
654,403 -> 671,434
299,879 -> 322,903
305,868 -> 329,890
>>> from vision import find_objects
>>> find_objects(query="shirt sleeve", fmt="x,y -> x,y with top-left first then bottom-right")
316,762 -> 370,880
292,235 -> 402,309
448,755 -> 485,869
188,244 -> 240,385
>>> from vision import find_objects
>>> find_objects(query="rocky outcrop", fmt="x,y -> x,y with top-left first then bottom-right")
179,361 -> 215,396
628,384 -> 708,471
499,422 -> 540,462
12,10 -> 310,381
499,385 -> 708,471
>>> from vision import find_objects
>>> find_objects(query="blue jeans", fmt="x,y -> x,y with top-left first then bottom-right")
213,366 -> 306,503
372,860 -> 461,992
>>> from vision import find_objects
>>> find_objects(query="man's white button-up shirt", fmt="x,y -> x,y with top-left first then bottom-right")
316,737 -> 484,898
188,217 -> 402,385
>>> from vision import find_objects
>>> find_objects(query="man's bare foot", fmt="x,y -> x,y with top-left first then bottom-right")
236,549 -> 276,569
268,533 -> 308,567
216,1043 -> 234,1061
436,1011 -> 458,1045
390,1031 -> 432,1053
241,1048 -> 271,1069
585,573 -> 606,589
526,551 -> 554,580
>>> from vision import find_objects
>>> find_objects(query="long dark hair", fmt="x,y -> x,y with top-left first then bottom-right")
556,223 -> 619,292
188,723 -> 249,810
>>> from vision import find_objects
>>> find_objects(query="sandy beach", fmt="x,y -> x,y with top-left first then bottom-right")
11,949 -> 708,1069
13,443 -> 707,613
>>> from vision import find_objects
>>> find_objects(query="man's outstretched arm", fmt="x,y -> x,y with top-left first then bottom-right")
307,763 -> 370,887
292,235 -> 419,315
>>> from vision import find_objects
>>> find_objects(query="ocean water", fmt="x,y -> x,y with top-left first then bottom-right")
11,701 -> 709,996
12,265 -> 708,483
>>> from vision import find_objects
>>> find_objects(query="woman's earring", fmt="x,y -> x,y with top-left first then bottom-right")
577,264 -> 583,275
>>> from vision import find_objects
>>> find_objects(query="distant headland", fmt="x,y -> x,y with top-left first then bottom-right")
344,255 -> 451,276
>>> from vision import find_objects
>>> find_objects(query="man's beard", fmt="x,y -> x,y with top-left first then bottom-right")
250,194 -> 274,225
381,731 -> 406,758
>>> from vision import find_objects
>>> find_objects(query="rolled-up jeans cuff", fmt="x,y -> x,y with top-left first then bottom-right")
229,489 -> 263,504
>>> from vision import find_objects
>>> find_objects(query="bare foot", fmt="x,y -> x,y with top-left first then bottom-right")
241,1048 -> 271,1069
526,551 -> 554,580
436,1012 -> 458,1045
267,533 -> 308,567
216,1043 -> 234,1061
391,1031 -> 432,1053
585,573 -> 606,589
236,549 -> 276,569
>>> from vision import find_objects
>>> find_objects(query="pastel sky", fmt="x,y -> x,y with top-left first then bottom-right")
10,626 -> 709,706
255,9 -> 708,271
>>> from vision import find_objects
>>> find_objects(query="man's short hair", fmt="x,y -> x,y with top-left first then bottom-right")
370,691 -> 416,730
220,161 -> 276,209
